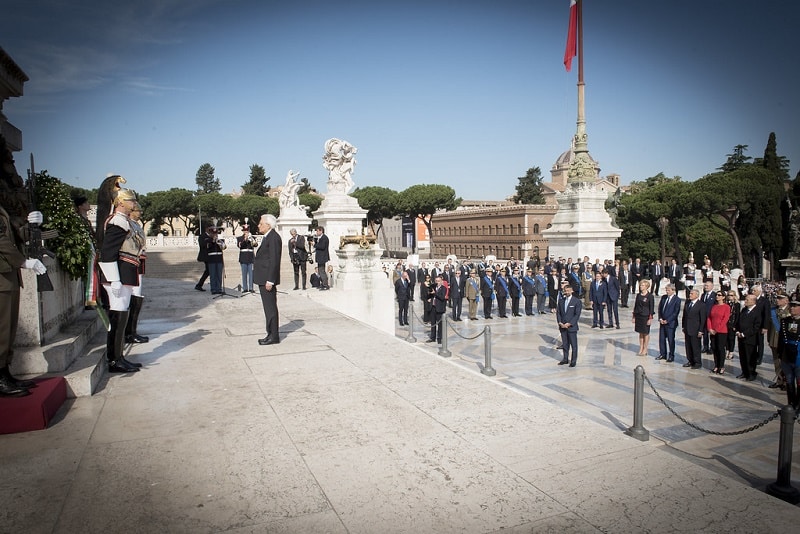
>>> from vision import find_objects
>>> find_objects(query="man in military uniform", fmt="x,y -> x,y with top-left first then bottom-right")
0,205 -> 47,396
125,201 -> 149,345
98,187 -> 144,373
778,300 -> 800,410
767,294 -> 791,390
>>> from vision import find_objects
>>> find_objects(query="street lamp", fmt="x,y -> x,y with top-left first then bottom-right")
656,216 -> 669,264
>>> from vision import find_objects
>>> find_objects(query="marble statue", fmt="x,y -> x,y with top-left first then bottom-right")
278,170 -> 302,210
322,138 -> 357,194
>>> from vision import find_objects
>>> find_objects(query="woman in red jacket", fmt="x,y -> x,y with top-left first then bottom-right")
707,292 -> 732,374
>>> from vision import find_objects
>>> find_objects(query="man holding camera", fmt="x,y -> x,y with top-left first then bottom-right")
287,228 -> 308,290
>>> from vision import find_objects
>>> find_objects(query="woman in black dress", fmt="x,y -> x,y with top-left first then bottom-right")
725,290 -> 740,360
633,280 -> 655,356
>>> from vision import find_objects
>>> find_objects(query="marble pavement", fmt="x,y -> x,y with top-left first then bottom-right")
1,276 -> 799,533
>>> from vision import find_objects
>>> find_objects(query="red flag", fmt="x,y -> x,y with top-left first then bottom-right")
563,0 -> 577,71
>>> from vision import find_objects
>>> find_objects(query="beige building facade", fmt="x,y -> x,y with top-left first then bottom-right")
431,203 -> 558,262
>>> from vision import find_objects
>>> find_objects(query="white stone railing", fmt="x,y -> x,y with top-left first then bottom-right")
145,234 -> 264,249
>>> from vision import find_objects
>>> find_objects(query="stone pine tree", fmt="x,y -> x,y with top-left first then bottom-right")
512,166 -> 545,204
195,163 -> 221,194
395,184 -> 461,259
754,131 -> 791,181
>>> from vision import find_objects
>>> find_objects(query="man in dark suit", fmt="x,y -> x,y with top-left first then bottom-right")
449,268 -> 466,321
682,288 -> 707,369
656,284 -> 681,362
651,260 -> 664,296
426,274 -> 448,343
589,272 -> 607,328
667,259 -> 680,287
752,284 -> 770,366
557,285 -> 583,367
254,214 -> 282,345
630,258 -> 644,292
699,281 -> 716,353
604,270 -> 621,329
737,294 -> 763,381
287,228 -> 308,290
313,226 -> 330,290
395,270 -> 411,326
405,265 -> 417,301
620,260 -> 631,307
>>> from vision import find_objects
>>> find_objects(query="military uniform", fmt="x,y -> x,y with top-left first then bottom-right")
98,189 -> 145,372
778,307 -> 800,410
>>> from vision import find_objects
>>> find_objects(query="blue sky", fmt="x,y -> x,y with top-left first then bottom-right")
1,0 -> 797,200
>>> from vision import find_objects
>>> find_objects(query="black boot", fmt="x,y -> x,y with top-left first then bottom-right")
0,367 -> 30,397
0,366 -> 36,389
107,311 -> 139,373
125,296 -> 149,344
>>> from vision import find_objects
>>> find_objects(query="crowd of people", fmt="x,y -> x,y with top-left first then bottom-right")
384,253 -> 799,408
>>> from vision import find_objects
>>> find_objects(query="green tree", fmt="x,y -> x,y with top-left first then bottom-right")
717,144 -> 752,172
139,188 -> 196,236
231,194 -> 277,233
195,163 -> 221,194
512,167 -> 545,204
241,164 -> 270,196
298,177 -> 313,195
352,186 -> 399,250
753,131 -> 791,181
395,184 -> 461,258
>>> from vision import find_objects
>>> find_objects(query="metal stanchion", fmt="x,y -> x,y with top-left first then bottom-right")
481,326 -> 496,376
438,314 -> 451,358
766,405 -> 800,504
626,365 -> 650,441
405,306 -> 417,343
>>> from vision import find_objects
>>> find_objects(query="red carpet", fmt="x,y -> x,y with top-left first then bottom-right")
0,377 -> 67,434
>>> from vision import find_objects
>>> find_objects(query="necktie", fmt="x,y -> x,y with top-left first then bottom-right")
564,297 -> 570,313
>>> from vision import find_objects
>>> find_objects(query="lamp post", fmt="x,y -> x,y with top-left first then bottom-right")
656,216 -> 669,264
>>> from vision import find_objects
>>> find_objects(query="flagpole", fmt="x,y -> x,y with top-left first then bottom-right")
568,0 -> 592,187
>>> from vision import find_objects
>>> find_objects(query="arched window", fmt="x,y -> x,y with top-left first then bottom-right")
533,224 -> 540,234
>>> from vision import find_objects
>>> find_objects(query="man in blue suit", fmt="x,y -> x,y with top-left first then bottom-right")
557,285 -> 583,367
656,283 -> 681,362
589,272 -> 608,328
604,270 -> 621,329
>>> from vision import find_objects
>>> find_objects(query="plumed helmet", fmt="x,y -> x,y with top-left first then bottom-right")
113,188 -> 137,206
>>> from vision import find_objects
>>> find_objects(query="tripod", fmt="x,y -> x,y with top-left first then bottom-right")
213,257 -> 239,299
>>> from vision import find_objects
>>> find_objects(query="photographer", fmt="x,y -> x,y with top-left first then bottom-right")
287,228 -> 308,290
312,226 -> 330,290
237,225 -> 256,293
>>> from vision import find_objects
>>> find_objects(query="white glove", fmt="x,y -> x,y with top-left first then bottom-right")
23,258 -> 47,275
27,211 -> 44,225
111,280 -> 122,297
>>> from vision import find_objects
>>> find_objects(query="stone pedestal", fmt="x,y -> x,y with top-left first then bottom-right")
331,244 -> 393,335
313,193 -> 368,268
780,256 -> 800,295
277,209 -> 313,249
542,184 -> 622,261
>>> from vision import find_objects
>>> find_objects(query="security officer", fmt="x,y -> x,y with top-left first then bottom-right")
778,300 -> 800,410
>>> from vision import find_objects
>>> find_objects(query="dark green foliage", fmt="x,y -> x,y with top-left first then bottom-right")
241,164 -> 270,196
35,171 -> 93,280
512,167 -> 545,204
195,163 -> 221,194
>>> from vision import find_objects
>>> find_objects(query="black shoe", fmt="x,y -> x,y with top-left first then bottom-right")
616,325 -> 620,329
1,367 -> 36,388
108,360 -> 138,373
121,357 -> 142,369
599,325 -> 604,329
425,338 -> 435,343
558,360 -> 569,365
768,382 -> 783,389
666,358 -> 674,362
592,325 -> 598,328
691,364 -> 702,369
125,334 -> 149,344
195,285 -> 205,292
485,316 -> 493,320
746,375 -> 758,381
258,337 -> 280,345
293,287 -> 299,291
0,373 -> 30,397
682,363 -> 692,368
569,362 -> 576,367
655,355 -> 667,360
736,374 -> 746,379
